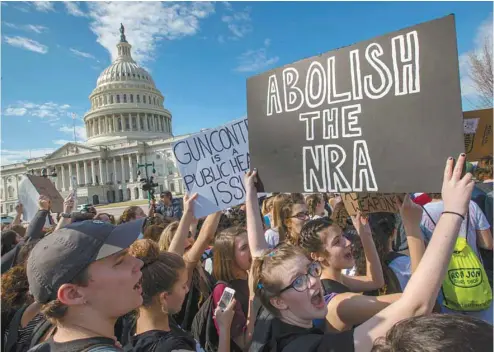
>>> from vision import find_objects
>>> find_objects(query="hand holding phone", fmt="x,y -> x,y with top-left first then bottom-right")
218,287 -> 235,311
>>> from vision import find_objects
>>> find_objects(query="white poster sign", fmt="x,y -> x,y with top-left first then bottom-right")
172,118 -> 251,218
18,176 -> 50,226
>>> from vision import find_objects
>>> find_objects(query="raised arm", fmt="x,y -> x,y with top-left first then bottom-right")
353,154 -> 475,352
398,195 -> 426,273
11,204 -> 23,227
245,170 -> 269,257
342,213 -> 384,291
168,193 -> 197,256
25,196 -> 51,242
326,292 -> 401,332
184,212 -> 221,284
55,194 -> 75,231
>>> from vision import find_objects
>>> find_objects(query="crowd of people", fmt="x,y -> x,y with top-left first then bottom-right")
1,153 -> 493,352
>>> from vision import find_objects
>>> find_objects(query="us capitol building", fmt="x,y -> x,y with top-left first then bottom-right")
1,26 -> 189,214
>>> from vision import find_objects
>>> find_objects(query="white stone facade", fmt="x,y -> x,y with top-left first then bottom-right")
0,28 -> 187,215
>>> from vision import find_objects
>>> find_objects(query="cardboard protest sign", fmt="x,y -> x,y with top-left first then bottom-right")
27,175 -> 64,213
247,15 -> 464,194
18,175 -> 63,224
463,108 -> 493,161
172,118 -> 252,218
342,193 -> 405,216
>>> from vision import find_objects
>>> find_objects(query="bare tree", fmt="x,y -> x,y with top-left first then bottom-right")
468,35 -> 493,108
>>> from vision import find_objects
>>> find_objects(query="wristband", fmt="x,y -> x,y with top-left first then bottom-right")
441,211 -> 465,221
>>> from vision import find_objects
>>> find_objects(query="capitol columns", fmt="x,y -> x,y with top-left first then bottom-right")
99,159 -> 104,185
76,162 -> 81,185
68,164 -> 73,190
61,165 -> 66,191
84,161 -> 89,185
113,158 -> 118,184
120,156 -> 126,183
128,154 -> 134,183
105,160 -> 110,183
91,160 -> 97,186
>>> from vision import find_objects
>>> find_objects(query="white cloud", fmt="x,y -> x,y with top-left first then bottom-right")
64,2 -> 85,17
25,24 -> 47,34
1,148 -> 56,165
459,14 -> 493,98
86,1 -> 215,64
70,48 -> 96,60
4,107 -> 28,116
3,36 -> 48,54
221,6 -> 252,40
31,1 -> 55,12
59,125 -> 87,142
3,101 -> 71,120
3,22 -> 48,34
235,39 -> 279,73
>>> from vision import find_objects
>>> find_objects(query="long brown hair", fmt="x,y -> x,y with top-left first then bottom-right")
212,227 -> 247,282
159,221 -> 179,251
272,194 -> 305,246
305,194 -> 322,217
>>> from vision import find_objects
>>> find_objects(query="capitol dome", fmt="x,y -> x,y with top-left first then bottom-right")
84,24 -> 172,146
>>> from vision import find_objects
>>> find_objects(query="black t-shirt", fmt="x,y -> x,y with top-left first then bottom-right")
270,318 -> 354,352
131,330 -> 197,352
321,279 -> 351,295
173,266 -> 215,331
27,336 -> 120,352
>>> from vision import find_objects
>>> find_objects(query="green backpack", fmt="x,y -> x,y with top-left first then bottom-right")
424,209 -> 492,312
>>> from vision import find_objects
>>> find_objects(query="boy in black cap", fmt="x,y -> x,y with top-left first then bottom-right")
27,219 -> 145,351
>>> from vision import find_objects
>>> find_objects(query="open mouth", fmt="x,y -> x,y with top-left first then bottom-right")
310,289 -> 325,308
133,276 -> 142,294
344,251 -> 353,261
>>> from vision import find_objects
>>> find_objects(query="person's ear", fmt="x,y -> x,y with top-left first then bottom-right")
310,252 -> 325,262
159,291 -> 170,305
57,283 -> 86,306
270,296 -> 288,311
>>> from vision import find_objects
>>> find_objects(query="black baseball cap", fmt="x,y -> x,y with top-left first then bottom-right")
27,218 -> 145,304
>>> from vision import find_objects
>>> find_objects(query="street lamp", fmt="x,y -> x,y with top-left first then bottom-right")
137,161 -> 158,203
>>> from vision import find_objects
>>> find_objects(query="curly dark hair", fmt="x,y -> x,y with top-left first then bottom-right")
1,265 -> 32,313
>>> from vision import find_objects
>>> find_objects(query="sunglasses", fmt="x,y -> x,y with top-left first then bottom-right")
289,211 -> 310,221
279,261 -> 322,293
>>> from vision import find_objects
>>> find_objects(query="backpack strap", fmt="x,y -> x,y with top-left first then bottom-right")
4,305 -> 28,352
82,345 -> 121,352
384,251 -> 406,266
29,319 -> 55,348
423,206 -> 470,241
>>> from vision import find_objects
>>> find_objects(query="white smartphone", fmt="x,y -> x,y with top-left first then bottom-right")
218,287 -> 235,311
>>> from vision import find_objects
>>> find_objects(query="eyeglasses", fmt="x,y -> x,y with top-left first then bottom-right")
279,262 -> 322,293
289,211 -> 310,221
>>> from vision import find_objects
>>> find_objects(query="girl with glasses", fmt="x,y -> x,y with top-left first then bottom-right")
245,154 -> 477,351
265,194 -> 309,248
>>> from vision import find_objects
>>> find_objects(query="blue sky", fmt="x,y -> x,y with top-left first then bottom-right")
1,1 -> 492,164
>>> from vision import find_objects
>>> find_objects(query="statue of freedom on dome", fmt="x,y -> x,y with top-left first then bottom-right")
120,23 -> 127,42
